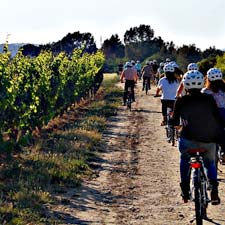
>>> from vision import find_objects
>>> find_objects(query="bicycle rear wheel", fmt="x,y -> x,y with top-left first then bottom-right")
193,170 -> 203,225
171,127 -> 175,146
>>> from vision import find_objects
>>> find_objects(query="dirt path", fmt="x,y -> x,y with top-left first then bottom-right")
51,80 -> 225,225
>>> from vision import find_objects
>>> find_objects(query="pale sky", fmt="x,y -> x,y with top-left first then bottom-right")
1,0 -> 225,50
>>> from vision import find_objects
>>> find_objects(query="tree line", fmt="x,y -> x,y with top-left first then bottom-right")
100,24 -> 224,73
19,24 -> 224,74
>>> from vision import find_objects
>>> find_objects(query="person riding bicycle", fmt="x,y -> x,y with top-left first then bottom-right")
172,70 -> 223,205
176,62 -> 199,98
202,68 -> 225,163
120,61 -> 138,105
141,60 -> 154,91
154,63 -> 179,126
135,60 -> 142,79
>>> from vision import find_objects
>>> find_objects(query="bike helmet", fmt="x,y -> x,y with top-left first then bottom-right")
207,68 -> 223,81
183,70 -> 204,89
125,61 -> 132,67
169,61 -> 179,68
131,60 -> 135,65
187,63 -> 199,71
159,62 -> 164,67
166,58 -> 171,62
163,63 -> 175,73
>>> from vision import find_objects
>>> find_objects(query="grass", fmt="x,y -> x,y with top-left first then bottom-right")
0,73 -> 123,225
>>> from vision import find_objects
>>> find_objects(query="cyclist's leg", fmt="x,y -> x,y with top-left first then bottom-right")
178,137 -> 193,201
201,142 -> 220,204
147,77 -> 151,90
123,81 -> 128,105
142,77 -> 146,90
161,100 -> 167,126
130,80 -> 135,101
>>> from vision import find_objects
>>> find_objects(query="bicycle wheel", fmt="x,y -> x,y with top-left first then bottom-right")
171,127 -> 175,146
126,94 -> 132,111
145,82 -> 148,95
165,125 -> 170,142
193,170 -> 203,225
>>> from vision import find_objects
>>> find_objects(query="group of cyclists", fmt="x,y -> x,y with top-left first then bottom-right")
120,58 -> 225,206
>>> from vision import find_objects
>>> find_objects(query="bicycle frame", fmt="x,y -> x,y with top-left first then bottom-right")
188,148 -> 210,225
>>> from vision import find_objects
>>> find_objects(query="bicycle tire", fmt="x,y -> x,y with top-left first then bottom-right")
145,82 -> 148,95
165,126 -> 170,142
127,98 -> 131,111
194,170 -> 203,225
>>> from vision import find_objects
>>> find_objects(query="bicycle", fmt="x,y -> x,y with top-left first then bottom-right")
126,87 -> 132,111
144,78 -> 149,95
165,107 -> 177,146
187,148 -> 210,225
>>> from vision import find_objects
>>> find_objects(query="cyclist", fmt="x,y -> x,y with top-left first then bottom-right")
173,70 -> 223,205
202,68 -> 225,163
141,60 -> 154,91
135,60 -> 142,79
120,62 -> 138,105
154,63 -> 180,126
176,62 -> 199,98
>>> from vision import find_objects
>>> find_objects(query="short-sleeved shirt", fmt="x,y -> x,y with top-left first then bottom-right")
121,68 -> 137,80
157,77 -> 179,100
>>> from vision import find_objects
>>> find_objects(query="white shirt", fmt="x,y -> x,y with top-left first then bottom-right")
158,77 -> 179,100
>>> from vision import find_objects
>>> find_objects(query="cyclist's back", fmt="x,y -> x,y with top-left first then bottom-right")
173,92 -> 223,142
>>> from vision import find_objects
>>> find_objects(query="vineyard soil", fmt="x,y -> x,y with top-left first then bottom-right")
51,79 -> 225,225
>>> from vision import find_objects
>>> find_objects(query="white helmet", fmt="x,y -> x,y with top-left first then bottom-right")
187,63 -> 199,71
169,61 -> 179,68
159,62 -> 164,67
163,63 -> 175,73
146,60 -> 150,65
125,61 -> 132,67
166,58 -> 171,62
207,68 -> 223,81
183,70 -> 204,90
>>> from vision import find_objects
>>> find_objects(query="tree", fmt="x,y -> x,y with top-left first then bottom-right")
101,34 -> 125,59
124,24 -> 154,45
202,46 -> 223,59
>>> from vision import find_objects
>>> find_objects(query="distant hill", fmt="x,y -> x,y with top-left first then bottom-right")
0,43 -> 28,57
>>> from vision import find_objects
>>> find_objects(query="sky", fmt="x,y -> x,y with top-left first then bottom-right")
1,0 -> 225,50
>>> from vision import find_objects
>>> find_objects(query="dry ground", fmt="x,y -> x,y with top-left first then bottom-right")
51,79 -> 225,225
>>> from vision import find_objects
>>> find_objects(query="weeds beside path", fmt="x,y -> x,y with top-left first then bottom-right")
0,73 -> 122,225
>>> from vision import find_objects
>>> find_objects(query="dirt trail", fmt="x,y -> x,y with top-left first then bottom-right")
51,80 -> 225,225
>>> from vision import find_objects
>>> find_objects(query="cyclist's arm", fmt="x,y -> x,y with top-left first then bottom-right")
176,82 -> 184,98
120,71 -> 125,83
172,98 -> 182,126
134,71 -> 138,82
154,86 -> 161,97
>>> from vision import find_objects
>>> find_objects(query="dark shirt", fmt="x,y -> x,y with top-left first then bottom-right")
173,92 -> 223,142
